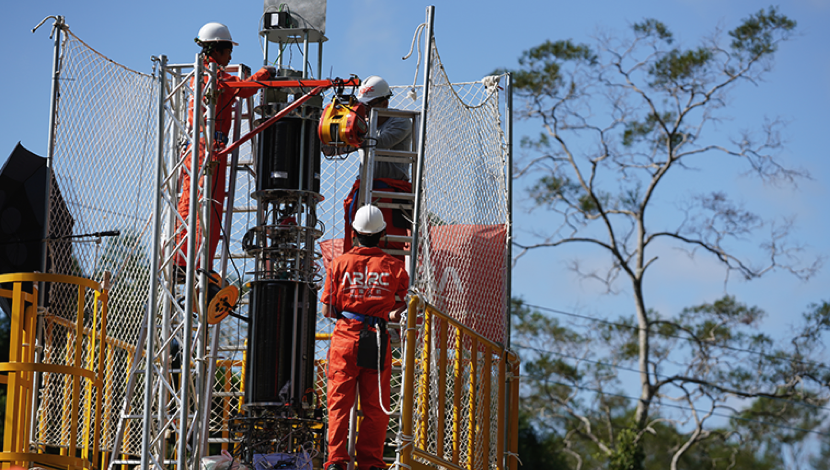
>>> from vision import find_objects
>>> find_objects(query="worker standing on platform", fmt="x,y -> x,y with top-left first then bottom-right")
341,75 -> 413,257
321,204 -> 409,470
174,22 -> 275,279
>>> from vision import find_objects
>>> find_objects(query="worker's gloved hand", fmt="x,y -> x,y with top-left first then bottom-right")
263,65 -> 277,79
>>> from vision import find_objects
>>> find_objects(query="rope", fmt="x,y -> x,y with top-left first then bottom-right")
393,433 -> 415,470
504,451 -> 523,466
402,22 -> 427,102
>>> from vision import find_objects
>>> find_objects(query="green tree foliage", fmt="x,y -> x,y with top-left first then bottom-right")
512,298 -> 830,468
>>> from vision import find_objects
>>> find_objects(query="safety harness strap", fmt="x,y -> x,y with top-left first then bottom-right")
340,310 -> 387,328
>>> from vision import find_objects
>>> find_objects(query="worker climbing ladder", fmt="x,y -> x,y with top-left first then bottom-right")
357,107 -> 421,260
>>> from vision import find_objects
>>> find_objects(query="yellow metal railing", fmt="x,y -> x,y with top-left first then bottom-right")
0,272 -> 109,470
400,295 -> 520,470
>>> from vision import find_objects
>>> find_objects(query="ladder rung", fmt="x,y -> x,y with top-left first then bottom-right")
227,252 -> 254,259
374,202 -> 413,210
370,191 -> 415,200
375,148 -> 417,159
208,438 -> 238,444
375,108 -> 421,119
231,205 -> 257,213
375,155 -> 415,165
212,391 -> 244,397
385,235 -> 412,244
112,460 -> 178,465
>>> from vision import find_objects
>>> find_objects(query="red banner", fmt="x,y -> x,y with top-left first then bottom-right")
427,224 -> 508,344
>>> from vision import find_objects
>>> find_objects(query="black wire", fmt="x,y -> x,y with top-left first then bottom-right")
514,343 -> 830,413
521,376 -> 830,438
520,302 -> 830,371
290,38 -> 316,80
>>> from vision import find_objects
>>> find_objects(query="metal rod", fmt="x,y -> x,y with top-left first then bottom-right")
408,5 -> 435,277
159,64 -> 182,465
140,54 -> 167,470
220,65 -> 249,283
30,14 -> 64,451
360,109 -> 379,207
178,52 -> 203,470
399,297 -> 420,468
302,30 -> 310,78
347,384 -> 359,470
194,60 -> 219,462
317,41 -> 323,81
290,283 -> 299,405
503,72 -> 514,470
505,72 -> 513,349
42,16 -> 62,276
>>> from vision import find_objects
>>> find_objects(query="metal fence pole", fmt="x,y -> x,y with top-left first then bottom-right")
140,54 -> 167,470
408,5 -> 435,278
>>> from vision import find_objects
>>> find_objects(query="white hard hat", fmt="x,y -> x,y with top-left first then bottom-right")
352,205 -> 387,235
197,22 -> 238,46
357,76 -> 392,104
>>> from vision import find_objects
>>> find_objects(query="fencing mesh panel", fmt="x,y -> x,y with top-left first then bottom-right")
409,41 -> 510,468
41,28 -> 158,453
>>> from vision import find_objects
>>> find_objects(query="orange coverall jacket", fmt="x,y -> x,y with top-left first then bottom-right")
321,246 -> 409,469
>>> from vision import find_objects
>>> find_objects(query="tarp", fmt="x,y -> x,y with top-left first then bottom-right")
427,224 -> 508,344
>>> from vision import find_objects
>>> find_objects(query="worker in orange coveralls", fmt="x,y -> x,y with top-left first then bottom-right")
342,76 -> 413,261
175,22 -> 274,276
321,205 -> 409,470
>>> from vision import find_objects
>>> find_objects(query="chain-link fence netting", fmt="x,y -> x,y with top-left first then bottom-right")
407,40 -> 511,469
41,25 -> 511,469
42,28 -> 157,455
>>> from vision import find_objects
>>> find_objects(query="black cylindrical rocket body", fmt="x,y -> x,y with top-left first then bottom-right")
243,99 -> 323,413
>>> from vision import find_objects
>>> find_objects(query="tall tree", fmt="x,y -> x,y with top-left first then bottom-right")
500,6 -> 828,467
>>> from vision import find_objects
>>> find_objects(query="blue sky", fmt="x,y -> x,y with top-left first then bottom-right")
3,0 -> 828,342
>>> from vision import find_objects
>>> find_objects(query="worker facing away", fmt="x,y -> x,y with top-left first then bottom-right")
321,205 -> 409,470
340,76 -> 414,259
174,22 -> 275,278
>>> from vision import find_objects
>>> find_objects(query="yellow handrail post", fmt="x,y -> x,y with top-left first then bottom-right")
436,318 -> 447,459
496,350 -> 506,470
507,352 -> 520,470
482,348 -> 492,469
69,283 -> 85,458
417,306 -> 431,450
92,275 -> 110,468
467,337 -> 477,470
452,327 -> 462,466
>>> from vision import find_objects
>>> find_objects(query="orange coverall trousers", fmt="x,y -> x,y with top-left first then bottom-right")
175,139 -> 226,268
325,318 -> 392,469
